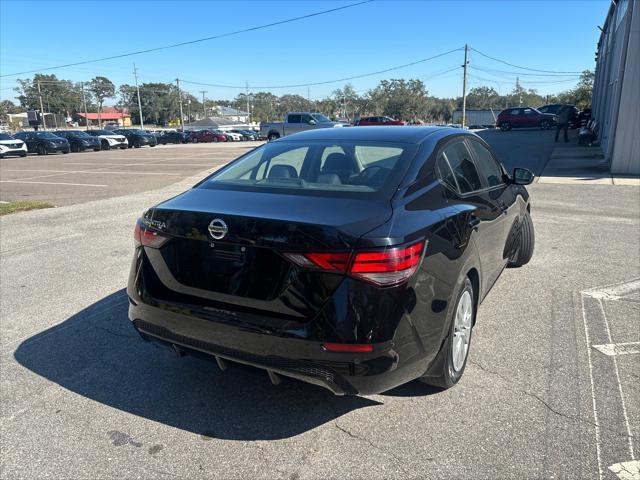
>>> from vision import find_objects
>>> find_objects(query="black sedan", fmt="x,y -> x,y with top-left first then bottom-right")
53,130 -> 102,152
13,131 -> 70,155
157,131 -> 189,145
113,129 -> 157,148
127,127 -> 535,395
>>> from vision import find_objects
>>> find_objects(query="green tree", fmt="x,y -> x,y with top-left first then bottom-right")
369,79 -> 429,121
89,76 -> 115,127
0,100 -> 22,122
15,74 -> 87,114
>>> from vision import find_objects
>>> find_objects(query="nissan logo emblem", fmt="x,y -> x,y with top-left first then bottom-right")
208,218 -> 228,240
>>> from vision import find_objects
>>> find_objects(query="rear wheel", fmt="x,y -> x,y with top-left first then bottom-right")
134,139 -> 141,148
509,212 -> 535,267
420,277 -> 475,389
268,133 -> 280,142
192,137 -> 198,143
71,142 -> 80,153
499,121 -> 511,132
213,137 -> 219,143
101,140 -> 110,151
37,144 -> 47,155
540,120 -> 550,130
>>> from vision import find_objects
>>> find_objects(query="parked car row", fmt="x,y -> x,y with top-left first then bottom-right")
0,127 -> 263,158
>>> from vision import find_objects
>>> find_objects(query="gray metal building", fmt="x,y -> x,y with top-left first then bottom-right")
592,0 -> 639,175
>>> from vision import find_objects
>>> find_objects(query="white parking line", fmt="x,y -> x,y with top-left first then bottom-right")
63,162 -> 215,167
0,180 -> 108,187
608,460 -> 640,479
593,342 -> 640,356
584,279 -> 640,301
4,169 -> 181,176
581,293 -> 604,480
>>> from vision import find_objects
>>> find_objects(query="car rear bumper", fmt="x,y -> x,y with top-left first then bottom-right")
128,299 -> 430,395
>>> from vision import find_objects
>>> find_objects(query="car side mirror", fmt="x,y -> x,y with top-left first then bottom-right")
512,167 -> 534,185
308,119 -> 317,125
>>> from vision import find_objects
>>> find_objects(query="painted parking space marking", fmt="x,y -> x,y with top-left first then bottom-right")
608,460 -> 640,480
3,169 -> 182,176
0,180 -> 108,187
584,279 -> 640,301
593,342 -> 640,356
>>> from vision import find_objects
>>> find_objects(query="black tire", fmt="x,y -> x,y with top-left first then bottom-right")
134,139 -> 141,148
62,150 -> 69,154
37,144 -> 47,155
20,153 -> 27,157
509,212 -> 535,267
71,142 -> 80,153
540,120 -> 550,130
192,137 -> 199,143
93,148 -> 101,152
420,277 -> 475,389
150,144 -> 156,147
499,122 -> 511,132
268,133 -> 280,142
213,137 -> 219,143
101,140 -> 110,151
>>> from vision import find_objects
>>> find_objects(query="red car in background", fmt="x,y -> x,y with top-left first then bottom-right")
354,116 -> 405,126
187,129 -> 227,143
496,107 -> 555,131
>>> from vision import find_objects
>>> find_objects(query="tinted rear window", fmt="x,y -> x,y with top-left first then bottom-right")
200,140 -> 416,198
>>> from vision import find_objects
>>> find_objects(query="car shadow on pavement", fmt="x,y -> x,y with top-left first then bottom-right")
14,289 -> 380,441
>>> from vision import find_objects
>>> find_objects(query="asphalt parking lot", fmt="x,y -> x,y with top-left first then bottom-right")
0,142 -> 262,206
1,129 -> 638,479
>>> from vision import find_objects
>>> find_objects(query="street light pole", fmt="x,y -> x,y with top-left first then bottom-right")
133,63 -> 144,129
200,90 -> 207,118
37,81 -> 46,130
81,82 -> 89,130
176,78 -> 185,131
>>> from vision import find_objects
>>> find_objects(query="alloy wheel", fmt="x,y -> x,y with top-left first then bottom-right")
452,290 -> 473,372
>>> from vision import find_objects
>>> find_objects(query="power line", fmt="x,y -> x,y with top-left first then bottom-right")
469,47 -> 583,74
0,1 -> 373,78
180,47 -> 463,89
469,65 -> 581,78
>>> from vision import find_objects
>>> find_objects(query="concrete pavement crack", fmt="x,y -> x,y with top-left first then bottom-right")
468,359 -> 636,438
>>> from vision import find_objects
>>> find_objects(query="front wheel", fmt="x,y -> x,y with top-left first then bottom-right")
101,140 -> 110,151
213,137 -> 219,143
268,133 -> 280,141
37,144 -> 47,155
499,122 -> 511,132
509,212 -> 535,267
540,120 -> 550,130
134,139 -> 141,148
420,277 -> 475,389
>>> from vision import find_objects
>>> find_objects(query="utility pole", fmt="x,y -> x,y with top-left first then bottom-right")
81,82 -> 89,130
176,78 -> 185,131
245,81 -> 250,124
461,44 -> 469,128
200,90 -> 207,118
133,63 -> 144,129
37,81 -> 46,130
187,99 -> 191,124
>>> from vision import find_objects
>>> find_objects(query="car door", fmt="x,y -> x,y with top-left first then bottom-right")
439,139 -> 508,296
507,108 -> 521,128
466,138 -> 517,271
284,114 -> 302,136
522,108 -> 537,127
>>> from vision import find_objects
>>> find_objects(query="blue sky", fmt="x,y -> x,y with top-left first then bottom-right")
0,0 -> 610,104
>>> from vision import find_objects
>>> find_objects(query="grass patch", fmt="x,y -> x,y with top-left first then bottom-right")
0,201 -> 55,216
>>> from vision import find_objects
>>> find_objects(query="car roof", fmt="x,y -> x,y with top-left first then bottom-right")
276,126 -> 472,144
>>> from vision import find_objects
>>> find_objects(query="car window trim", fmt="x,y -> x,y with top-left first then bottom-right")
464,138 -> 506,190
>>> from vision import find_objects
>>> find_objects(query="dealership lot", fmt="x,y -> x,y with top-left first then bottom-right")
1,130 -> 638,479
0,142 -> 261,206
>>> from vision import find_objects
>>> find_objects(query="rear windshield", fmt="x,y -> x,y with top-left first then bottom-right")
199,140 -> 416,198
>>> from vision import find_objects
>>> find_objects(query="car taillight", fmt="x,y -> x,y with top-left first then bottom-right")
322,343 -> 374,353
283,241 -> 425,287
133,221 -> 170,248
